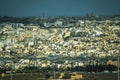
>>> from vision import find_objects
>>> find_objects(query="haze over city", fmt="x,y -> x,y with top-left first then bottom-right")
0,0 -> 120,17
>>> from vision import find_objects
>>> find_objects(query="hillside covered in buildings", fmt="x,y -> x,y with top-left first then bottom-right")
0,15 -> 120,73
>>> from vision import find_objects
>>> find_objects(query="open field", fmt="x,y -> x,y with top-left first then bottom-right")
83,73 -> 119,80
0,73 -> 119,80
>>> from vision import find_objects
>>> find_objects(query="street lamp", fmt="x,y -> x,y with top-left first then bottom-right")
10,61 -> 13,80
118,52 -> 119,80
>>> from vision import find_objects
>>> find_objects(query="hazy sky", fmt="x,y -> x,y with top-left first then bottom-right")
0,0 -> 120,16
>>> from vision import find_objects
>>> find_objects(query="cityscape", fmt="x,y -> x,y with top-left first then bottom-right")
0,15 -> 120,80
0,0 -> 120,80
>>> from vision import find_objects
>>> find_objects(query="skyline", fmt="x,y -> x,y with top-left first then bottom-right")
0,0 -> 120,17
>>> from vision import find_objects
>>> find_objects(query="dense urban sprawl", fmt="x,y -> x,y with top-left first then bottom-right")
0,16 -> 120,73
